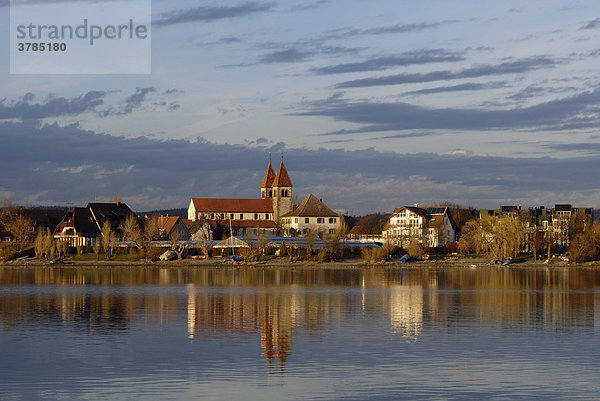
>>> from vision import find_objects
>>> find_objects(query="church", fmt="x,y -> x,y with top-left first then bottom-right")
187,158 -> 343,238
187,158 -> 293,237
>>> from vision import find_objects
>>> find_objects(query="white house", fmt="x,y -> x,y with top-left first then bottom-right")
280,194 -> 342,237
384,205 -> 457,248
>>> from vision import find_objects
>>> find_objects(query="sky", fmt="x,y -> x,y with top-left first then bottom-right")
1,0 -> 600,214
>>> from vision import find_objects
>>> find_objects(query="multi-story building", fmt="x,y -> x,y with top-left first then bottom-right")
280,194 -> 341,236
383,205 -> 457,248
187,158 -> 293,237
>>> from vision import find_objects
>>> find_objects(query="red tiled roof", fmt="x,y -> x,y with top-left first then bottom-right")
158,216 -> 180,235
273,161 -> 293,187
181,219 -> 193,229
282,194 -> 337,217
260,162 -> 276,188
190,198 -> 273,213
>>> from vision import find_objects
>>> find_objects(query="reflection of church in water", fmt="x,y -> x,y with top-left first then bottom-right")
186,284 -> 293,370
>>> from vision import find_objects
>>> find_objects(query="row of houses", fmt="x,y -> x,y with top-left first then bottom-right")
1,158 -> 594,251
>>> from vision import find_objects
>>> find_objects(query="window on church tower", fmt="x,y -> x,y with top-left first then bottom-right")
254,213 -> 258,220
239,214 -> 244,220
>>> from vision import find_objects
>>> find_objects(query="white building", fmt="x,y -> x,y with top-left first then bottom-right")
280,194 -> 342,237
384,206 -> 457,248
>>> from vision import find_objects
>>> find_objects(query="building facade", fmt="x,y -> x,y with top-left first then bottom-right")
383,206 -> 457,248
280,194 -> 342,237
187,159 -> 293,238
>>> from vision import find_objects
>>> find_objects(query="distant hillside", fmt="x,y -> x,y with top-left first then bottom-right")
1,205 -> 75,212
138,208 -> 188,218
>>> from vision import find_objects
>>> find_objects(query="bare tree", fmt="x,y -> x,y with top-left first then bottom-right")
169,230 -> 186,260
303,230 -> 315,259
34,229 -> 46,259
93,238 -> 101,260
143,215 -> 161,243
120,214 -> 143,251
101,220 -> 114,259
0,201 -> 35,251
57,239 -> 69,258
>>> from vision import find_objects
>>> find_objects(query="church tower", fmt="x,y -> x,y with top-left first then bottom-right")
260,156 -> 276,199
271,156 -> 293,223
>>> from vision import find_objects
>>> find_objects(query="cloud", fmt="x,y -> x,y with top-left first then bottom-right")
310,49 -> 464,75
233,44 -> 363,67
259,49 -> 313,63
298,87 -> 600,133
97,87 -> 156,117
155,2 -> 275,27
324,20 -> 458,40
0,91 -> 107,120
404,81 -> 508,96
544,142 -> 600,153
163,89 -> 182,95
580,18 -> 600,30
506,84 -> 578,101
199,36 -> 244,46
123,87 -> 156,112
1,121 -> 599,212
335,56 -> 558,88
289,0 -> 330,11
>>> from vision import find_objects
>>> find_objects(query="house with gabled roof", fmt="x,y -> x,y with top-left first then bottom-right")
54,207 -> 101,247
54,202 -> 138,247
146,215 -> 190,241
280,194 -> 341,237
187,157 -> 293,238
383,205 -> 457,248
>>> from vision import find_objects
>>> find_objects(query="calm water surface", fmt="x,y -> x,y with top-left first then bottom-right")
1,266 -> 599,400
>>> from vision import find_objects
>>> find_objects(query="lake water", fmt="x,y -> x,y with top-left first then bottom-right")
1,266 -> 599,400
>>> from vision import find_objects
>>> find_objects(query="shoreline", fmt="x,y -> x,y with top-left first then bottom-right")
1,257 -> 598,269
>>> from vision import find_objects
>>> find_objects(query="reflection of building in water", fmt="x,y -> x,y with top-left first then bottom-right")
184,287 -> 299,371
259,294 -> 293,370
388,285 -> 423,341
4,266 -> 600,368
187,284 -> 196,339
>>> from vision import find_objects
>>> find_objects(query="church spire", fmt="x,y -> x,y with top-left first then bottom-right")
260,155 -> 276,189
273,159 -> 293,188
